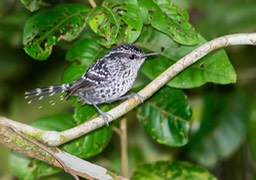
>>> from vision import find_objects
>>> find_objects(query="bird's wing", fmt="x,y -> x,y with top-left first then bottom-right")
66,59 -> 111,98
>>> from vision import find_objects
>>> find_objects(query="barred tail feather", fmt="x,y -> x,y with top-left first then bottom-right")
25,84 -> 72,103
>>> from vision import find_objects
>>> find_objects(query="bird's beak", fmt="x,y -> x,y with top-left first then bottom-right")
142,52 -> 157,58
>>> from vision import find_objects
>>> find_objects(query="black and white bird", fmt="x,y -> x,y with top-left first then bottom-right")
25,43 -> 157,126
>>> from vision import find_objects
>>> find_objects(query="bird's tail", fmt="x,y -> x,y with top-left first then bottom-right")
25,83 -> 72,104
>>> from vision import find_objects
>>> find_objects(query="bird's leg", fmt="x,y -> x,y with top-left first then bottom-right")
107,93 -> 143,104
91,102 -> 111,127
84,94 -> 111,127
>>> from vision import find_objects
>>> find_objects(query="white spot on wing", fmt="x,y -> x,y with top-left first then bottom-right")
36,88 -> 42,95
49,86 -> 54,92
50,92 -> 56,96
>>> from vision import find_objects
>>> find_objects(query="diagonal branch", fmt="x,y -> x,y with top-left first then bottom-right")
0,125 -> 127,179
0,33 -> 256,147
9,126 -> 79,180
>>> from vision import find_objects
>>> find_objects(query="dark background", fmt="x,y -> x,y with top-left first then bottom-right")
0,0 -> 256,179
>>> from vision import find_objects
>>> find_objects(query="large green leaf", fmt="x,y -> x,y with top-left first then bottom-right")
133,161 -> 217,180
23,4 -> 90,60
66,38 -> 104,64
37,113 -> 112,159
62,62 -> 88,84
104,0 -> 143,43
137,86 -> 192,146
87,6 -> 119,46
186,88 -> 247,167
87,0 -> 143,46
246,97 -> 256,160
31,113 -> 76,131
63,38 -> 108,84
137,27 -> 236,88
138,0 -> 198,45
61,103 -> 113,158
10,151 -> 61,180
32,113 -> 112,158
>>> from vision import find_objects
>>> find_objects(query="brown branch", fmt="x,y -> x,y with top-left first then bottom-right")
120,117 -> 128,177
88,0 -> 97,8
9,126 -> 79,180
0,123 -> 128,180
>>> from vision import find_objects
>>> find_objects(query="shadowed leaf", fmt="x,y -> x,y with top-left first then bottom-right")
137,86 -> 192,146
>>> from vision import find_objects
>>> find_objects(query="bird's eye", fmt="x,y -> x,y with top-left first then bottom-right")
129,54 -> 135,60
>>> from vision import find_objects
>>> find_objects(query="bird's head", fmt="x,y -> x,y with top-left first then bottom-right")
107,43 -> 157,68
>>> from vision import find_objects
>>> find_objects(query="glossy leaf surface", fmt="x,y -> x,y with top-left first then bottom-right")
133,161 -> 217,180
137,27 -> 236,88
137,86 -> 192,146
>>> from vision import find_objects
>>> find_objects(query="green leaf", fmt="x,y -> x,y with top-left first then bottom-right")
60,103 -> 113,158
31,113 -> 76,131
64,38 -> 109,83
248,98 -> 256,160
20,0 -> 50,12
61,128 -> 112,158
87,6 -> 119,46
10,151 -> 36,179
66,38 -> 106,64
137,86 -> 192,146
137,27 -> 236,88
23,3 -> 90,60
133,161 -> 217,180
10,151 -> 61,179
105,0 -> 143,43
62,62 -> 87,84
87,0 -> 143,46
138,0 -> 198,45
186,88 -> 247,167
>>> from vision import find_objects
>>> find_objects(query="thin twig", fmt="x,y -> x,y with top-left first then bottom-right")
88,0 -> 97,8
120,117 -> 128,177
8,126 -> 80,180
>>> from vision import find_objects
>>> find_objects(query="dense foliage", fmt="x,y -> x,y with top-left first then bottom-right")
0,0 -> 256,179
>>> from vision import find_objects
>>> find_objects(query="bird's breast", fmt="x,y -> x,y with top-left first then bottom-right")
78,68 -> 138,104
